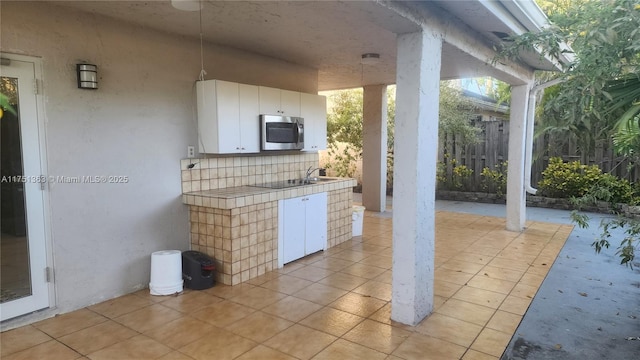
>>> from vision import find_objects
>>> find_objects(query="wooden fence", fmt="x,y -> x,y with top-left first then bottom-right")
438,120 -> 639,192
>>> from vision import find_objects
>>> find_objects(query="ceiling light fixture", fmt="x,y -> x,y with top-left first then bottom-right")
361,53 -> 380,65
171,0 -> 201,12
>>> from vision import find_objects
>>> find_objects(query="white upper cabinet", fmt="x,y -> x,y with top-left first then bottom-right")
196,80 -> 260,154
259,86 -> 301,116
300,93 -> 327,151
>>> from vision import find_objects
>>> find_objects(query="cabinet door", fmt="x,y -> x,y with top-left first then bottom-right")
304,192 -> 327,255
259,86 -> 282,115
280,90 -> 301,116
215,81 -> 241,153
300,93 -> 327,151
282,197 -> 306,264
238,84 -> 260,153
196,80 -> 240,154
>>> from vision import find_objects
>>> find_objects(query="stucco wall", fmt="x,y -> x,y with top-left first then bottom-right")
0,1 -> 317,320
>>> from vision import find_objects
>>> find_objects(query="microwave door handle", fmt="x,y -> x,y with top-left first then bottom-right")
297,120 -> 304,146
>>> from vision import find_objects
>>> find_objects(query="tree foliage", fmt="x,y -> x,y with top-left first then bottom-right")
499,0 -> 640,158
324,82 -> 478,187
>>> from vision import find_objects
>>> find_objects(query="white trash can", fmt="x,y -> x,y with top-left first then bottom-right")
149,250 -> 183,295
352,206 -> 365,237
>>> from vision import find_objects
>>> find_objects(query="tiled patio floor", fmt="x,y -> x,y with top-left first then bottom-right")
1,210 -> 572,360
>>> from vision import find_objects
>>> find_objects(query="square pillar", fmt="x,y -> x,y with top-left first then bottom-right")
362,84 -> 388,212
391,30 -> 442,325
506,84 -> 531,231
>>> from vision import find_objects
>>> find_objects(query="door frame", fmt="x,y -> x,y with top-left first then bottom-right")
1,52 -> 55,320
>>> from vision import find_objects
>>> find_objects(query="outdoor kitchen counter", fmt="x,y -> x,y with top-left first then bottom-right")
182,176 -> 357,285
182,177 -> 356,209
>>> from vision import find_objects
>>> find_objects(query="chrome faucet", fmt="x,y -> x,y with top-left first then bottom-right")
305,166 -> 322,182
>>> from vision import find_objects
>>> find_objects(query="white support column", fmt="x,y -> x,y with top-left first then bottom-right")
362,84 -> 388,212
506,84 -> 531,231
391,30 -> 441,326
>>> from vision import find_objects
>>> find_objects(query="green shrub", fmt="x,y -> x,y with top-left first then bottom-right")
538,157 -> 636,204
436,159 -> 473,191
537,157 -> 603,198
480,161 -> 508,197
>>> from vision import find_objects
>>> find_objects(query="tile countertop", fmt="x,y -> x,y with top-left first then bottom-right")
182,177 -> 357,209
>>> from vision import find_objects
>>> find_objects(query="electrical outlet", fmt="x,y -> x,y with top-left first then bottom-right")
187,145 -> 195,158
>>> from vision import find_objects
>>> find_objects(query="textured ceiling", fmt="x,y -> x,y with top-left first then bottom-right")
49,0 -> 544,90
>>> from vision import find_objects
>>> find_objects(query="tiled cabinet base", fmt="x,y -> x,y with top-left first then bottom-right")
189,188 -> 353,285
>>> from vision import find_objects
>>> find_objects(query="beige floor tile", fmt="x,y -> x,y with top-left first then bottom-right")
392,333 -> 466,360
234,345 -> 297,360
340,263 -> 387,279
244,271 -> 281,286
487,257 -> 531,272
358,254 -> 392,269
465,245 -> 502,257
318,272 -> 369,291
87,335 -> 172,360
144,316 -> 215,349
293,282 -> 348,305
309,257 -> 355,272
88,293 -> 154,319
462,349 -> 499,360
261,274 -> 314,295
470,328 -> 512,357
226,311 -> 293,342
276,262 -> 308,274
113,303 -> 183,333
440,259 -> 485,274
2,340 -> 81,360
510,283 -> 539,299
486,310 -> 523,334
349,243 -> 388,255
498,295 -> 532,316
479,266 -> 524,283
179,328 -> 257,360
204,283 -> 256,299
261,296 -> 323,322
132,288 -> 172,303
373,270 -> 392,285
452,286 -> 507,309
450,252 -> 493,265
467,275 -> 517,294
434,280 -> 463,298
57,320 -> 137,354
158,351 -> 195,360
0,325 -> 52,357
518,272 -> 545,287
329,292 -> 387,318
415,313 -> 483,347
160,291 -> 223,313
228,286 -> 287,309
312,338 -> 388,360
352,280 -> 392,302
287,265 -> 334,282
343,319 -> 411,354
435,298 -> 495,327
435,267 -> 475,286
190,300 -> 256,327
299,307 -> 364,337
263,324 -> 337,360
33,309 -> 107,338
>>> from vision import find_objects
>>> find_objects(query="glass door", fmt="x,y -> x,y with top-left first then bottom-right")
1,56 -> 50,321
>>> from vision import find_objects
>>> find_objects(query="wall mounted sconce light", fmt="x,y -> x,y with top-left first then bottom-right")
77,64 -> 98,89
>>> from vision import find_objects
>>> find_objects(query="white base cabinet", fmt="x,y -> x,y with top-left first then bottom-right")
278,192 -> 327,265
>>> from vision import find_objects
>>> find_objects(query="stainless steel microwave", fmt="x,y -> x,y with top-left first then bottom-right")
260,115 -> 304,150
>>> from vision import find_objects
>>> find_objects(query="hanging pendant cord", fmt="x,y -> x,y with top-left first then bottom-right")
198,0 -> 207,81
